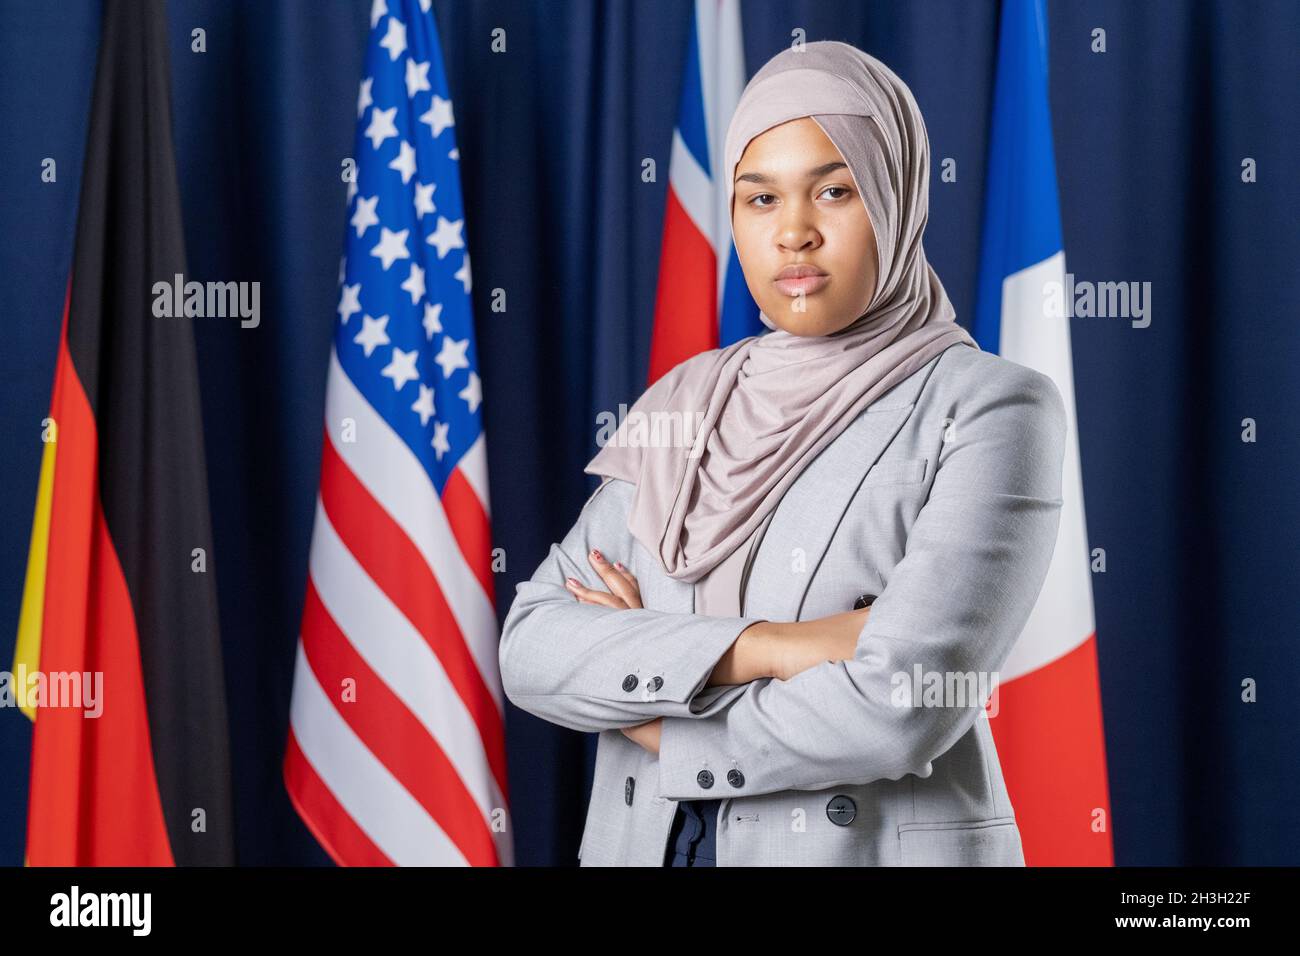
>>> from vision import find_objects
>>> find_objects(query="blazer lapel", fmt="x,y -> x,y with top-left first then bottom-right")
742,356 -> 941,623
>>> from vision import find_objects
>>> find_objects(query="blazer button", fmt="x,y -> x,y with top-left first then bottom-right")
647,675 -> 663,693
853,593 -> 877,610
621,674 -> 638,692
696,770 -> 715,790
826,794 -> 857,826
726,769 -> 745,788
624,776 -> 635,806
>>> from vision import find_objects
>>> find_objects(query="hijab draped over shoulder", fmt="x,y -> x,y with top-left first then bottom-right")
584,40 -> 977,583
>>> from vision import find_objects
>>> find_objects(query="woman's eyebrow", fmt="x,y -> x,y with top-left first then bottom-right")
735,161 -> 848,186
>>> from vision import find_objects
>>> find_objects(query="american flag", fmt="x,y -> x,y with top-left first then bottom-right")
283,0 -> 512,867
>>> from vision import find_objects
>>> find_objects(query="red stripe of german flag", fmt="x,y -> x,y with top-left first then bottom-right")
14,0 -> 235,866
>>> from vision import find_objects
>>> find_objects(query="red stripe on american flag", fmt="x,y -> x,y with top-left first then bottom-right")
317,432 -> 509,796
283,728 -> 394,866
441,465 -> 496,603
299,580 -> 501,865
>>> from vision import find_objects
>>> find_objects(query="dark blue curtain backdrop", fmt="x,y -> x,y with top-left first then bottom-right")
1,0 -> 1297,866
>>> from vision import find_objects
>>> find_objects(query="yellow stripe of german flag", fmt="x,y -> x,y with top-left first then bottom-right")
13,425 -> 57,723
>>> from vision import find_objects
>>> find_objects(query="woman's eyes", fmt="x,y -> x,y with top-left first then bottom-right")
746,186 -> 851,207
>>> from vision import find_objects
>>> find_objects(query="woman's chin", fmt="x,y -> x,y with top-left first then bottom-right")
766,310 -> 858,338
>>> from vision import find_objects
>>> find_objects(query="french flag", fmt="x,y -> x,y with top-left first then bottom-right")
974,0 -> 1115,865
648,0 -> 761,383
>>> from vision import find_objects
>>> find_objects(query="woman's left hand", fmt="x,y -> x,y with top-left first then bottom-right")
621,717 -> 662,756
564,549 -> 660,752
564,548 -> 642,609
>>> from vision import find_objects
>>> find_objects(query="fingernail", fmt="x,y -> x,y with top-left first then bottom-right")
591,549 -> 603,562
614,562 -> 625,571
565,577 -> 577,587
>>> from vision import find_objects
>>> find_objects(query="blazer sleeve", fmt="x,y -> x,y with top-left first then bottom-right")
655,364 -> 1069,800
498,477 -> 766,734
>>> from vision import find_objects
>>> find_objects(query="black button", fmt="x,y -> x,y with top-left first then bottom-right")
624,776 -> 635,806
648,675 -> 663,692
726,769 -> 745,788
696,770 -> 714,790
853,593 -> 876,610
826,795 -> 857,826
621,674 -> 638,692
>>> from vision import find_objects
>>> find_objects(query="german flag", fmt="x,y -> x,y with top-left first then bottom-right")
12,0 -> 235,865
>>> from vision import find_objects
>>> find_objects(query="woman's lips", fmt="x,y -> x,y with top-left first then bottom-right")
774,273 -> 830,296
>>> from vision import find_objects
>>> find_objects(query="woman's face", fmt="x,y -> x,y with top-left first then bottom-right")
731,117 -> 879,336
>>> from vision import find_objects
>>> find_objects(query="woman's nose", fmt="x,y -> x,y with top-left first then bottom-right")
778,228 -> 820,253
777,213 -> 821,252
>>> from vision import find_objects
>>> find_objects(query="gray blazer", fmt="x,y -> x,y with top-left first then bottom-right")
499,343 -> 1067,866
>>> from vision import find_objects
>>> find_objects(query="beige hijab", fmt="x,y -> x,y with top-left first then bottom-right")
584,40 -> 977,583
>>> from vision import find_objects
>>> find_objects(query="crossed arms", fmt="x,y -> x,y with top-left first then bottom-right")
498,365 -> 1067,800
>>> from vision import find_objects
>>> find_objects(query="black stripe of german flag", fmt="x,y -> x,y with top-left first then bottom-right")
18,0 -> 234,865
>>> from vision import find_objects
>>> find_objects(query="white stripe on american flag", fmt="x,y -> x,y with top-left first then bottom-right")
288,642 -> 469,866
307,497 -> 508,826
457,432 -> 492,514
323,350 -> 503,707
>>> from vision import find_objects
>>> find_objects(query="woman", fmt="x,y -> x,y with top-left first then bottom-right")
499,40 -> 1066,866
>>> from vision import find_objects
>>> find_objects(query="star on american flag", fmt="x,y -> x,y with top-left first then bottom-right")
335,1 -> 481,477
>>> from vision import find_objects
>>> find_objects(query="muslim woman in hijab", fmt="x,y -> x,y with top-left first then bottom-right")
499,40 -> 1068,867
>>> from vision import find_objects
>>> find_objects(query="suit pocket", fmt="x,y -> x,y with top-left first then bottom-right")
861,457 -> 927,486
897,817 -> 1024,866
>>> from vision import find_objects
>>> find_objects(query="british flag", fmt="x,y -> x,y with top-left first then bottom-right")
648,0 -> 759,383
283,0 -> 511,866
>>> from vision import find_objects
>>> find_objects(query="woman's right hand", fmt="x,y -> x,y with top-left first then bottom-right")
563,548 -> 642,609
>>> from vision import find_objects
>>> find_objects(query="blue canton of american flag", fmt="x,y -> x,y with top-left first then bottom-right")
338,0 -> 477,481
284,0 -> 511,868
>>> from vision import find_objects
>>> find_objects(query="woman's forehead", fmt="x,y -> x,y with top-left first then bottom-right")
735,118 -> 845,178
